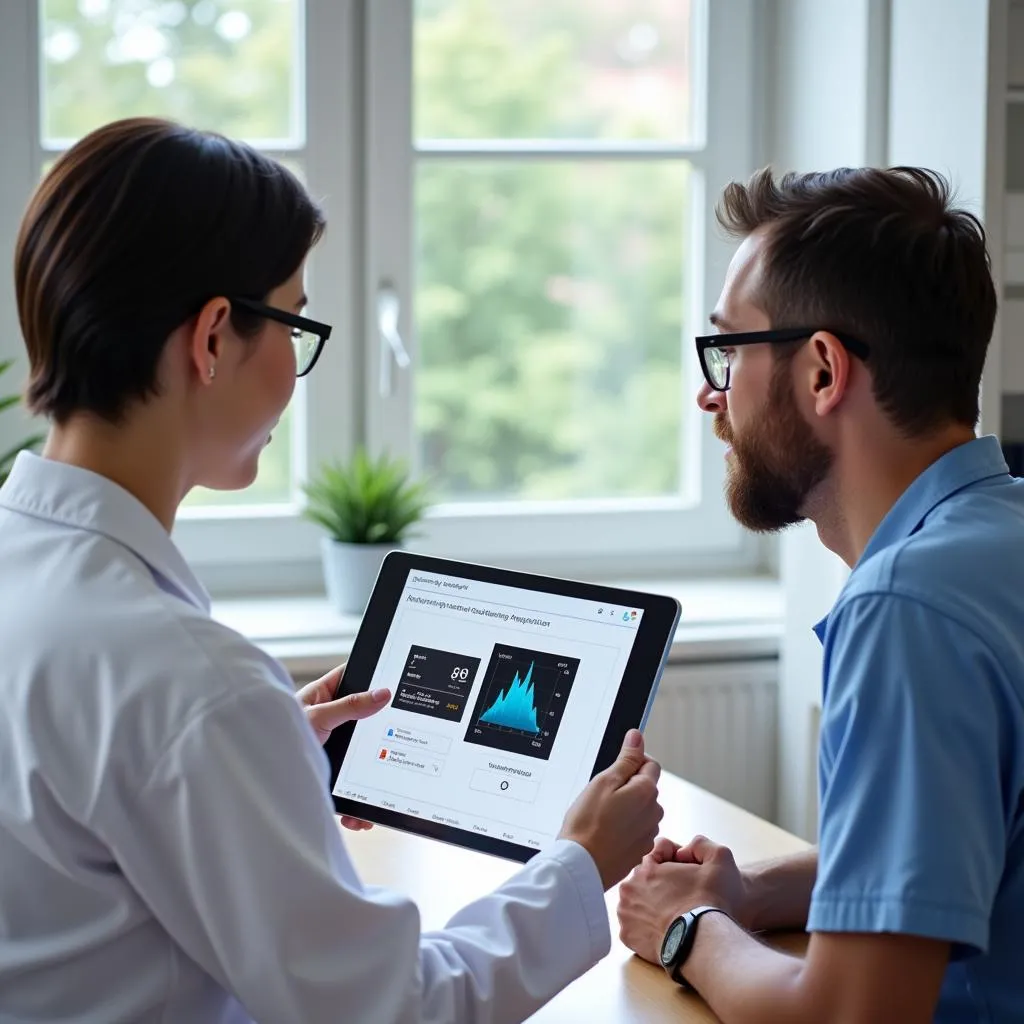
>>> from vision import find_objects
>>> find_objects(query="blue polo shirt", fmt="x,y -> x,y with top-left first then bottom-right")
808,435 -> 1024,1023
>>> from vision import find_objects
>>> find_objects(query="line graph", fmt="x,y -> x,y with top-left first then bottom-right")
464,644 -> 580,760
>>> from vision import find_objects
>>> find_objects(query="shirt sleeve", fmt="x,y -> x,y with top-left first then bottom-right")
809,592 -> 1010,956
95,680 -> 610,1024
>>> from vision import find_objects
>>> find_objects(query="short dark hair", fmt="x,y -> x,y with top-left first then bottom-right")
15,117 -> 326,424
716,166 -> 996,434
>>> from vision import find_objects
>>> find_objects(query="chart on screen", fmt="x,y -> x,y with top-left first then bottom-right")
464,643 -> 580,760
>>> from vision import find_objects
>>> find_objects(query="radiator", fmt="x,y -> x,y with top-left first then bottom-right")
644,660 -> 779,822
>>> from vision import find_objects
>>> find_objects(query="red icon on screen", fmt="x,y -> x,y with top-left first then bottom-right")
378,748 -> 388,760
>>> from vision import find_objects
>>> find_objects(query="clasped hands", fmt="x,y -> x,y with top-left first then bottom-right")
617,834 -> 750,965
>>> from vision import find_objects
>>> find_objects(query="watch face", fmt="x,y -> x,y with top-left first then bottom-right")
660,917 -> 687,966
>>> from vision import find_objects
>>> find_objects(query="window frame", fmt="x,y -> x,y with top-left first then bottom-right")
363,0 -> 760,576
0,0 -> 763,596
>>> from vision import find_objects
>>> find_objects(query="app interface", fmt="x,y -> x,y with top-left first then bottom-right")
333,571 -> 644,852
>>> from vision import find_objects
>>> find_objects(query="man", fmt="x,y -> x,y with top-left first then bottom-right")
617,166 -> 1024,1023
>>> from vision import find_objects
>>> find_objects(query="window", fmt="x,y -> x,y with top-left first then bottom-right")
366,0 -> 757,573
413,3 -> 696,505
0,0 -> 759,594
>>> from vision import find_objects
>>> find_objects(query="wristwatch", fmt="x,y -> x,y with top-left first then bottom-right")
660,905 -> 730,991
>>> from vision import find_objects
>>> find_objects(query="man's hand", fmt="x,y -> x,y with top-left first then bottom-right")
558,730 -> 663,889
295,665 -> 391,832
617,834 -> 748,963
650,836 -> 685,863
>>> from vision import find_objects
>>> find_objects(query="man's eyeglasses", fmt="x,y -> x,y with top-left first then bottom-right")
229,296 -> 332,377
695,327 -> 871,392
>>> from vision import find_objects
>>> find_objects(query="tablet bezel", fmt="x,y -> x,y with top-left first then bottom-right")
324,551 -> 681,863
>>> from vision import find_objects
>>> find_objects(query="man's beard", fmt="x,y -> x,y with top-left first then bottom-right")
716,360 -> 833,533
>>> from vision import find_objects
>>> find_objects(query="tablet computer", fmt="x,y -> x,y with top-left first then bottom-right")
325,552 -> 680,863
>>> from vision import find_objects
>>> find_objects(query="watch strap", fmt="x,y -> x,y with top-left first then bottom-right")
668,905 -> 731,991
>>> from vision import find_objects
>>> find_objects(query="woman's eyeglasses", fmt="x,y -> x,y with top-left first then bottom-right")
694,327 -> 870,392
229,296 -> 332,377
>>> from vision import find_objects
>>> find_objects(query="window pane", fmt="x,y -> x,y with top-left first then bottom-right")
40,0 -> 302,145
414,0 -> 696,142
415,160 -> 688,502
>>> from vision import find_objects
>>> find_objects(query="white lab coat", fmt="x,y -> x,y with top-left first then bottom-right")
0,453 -> 610,1023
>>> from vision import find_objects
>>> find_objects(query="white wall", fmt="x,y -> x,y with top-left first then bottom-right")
888,0 -> 989,211
778,524 -> 847,838
769,0 -> 888,172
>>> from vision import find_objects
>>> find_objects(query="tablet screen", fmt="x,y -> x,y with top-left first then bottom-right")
331,567 -> 646,853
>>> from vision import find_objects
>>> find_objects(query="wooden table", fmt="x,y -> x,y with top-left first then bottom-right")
345,771 -> 810,1022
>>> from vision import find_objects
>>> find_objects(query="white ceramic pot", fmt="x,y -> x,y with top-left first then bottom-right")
321,538 -> 396,616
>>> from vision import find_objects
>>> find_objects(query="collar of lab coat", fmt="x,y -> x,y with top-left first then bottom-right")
0,451 -> 211,614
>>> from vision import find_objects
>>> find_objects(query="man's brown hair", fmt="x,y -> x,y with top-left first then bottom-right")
15,117 -> 325,424
716,166 -> 996,434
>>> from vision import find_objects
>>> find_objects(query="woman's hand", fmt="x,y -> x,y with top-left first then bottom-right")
295,665 -> 391,832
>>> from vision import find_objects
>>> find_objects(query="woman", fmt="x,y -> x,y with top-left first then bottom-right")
0,118 -> 662,1023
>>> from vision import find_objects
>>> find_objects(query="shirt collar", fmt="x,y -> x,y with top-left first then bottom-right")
0,451 -> 210,614
812,434 -> 1009,641
853,434 -> 1008,570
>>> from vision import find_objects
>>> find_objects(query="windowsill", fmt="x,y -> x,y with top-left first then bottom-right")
212,576 -> 783,679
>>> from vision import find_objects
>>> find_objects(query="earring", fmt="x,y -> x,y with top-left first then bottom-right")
208,365 -> 216,381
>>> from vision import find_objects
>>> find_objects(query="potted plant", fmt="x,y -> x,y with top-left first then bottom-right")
0,359 -> 45,487
302,449 -> 431,615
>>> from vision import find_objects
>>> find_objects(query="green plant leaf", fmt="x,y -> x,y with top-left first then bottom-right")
301,448 -> 432,544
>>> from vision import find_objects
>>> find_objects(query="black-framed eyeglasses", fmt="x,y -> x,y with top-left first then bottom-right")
229,296 -> 332,377
695,327 -> 871,392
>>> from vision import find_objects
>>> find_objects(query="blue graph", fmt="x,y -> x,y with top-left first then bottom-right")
478,662 -> 540,733
466,645 -> 580,760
